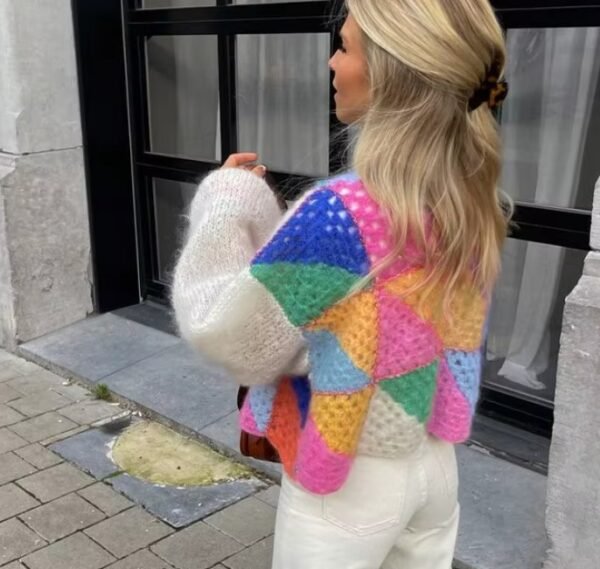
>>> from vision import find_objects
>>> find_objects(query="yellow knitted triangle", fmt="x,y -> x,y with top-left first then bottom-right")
311,387 -> 375,454
307,291 -> 378,376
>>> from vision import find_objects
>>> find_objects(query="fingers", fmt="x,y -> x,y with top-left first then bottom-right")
223,152 -> 258,168
251,164 -> 267,178
222,153 -> 267,178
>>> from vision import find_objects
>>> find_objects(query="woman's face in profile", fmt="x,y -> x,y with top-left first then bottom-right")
329,14 -> 370,125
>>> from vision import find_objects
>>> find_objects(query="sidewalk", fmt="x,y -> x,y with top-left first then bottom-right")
12,304 -> 549,569
0,349 -> 279,569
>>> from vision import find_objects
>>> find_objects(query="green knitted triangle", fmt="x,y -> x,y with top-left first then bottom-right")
379,362 -> 438,423
251,262 -> 359,326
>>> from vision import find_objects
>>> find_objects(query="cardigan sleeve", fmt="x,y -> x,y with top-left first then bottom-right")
172,168 -> 367,386
172,168 -> 303,385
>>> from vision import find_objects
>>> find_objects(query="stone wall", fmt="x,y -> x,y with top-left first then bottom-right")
0,0 -> 92,349
544,177 -> 600,569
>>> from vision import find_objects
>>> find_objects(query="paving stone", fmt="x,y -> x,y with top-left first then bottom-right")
151,522 -> 243,569
85,507 -> 174,559
456,445 -> 547,569
106,549 -> 174,569
0,518 -> 47,565
17,462 -> 94,503
58,400 -> 122,425
103,342 -> 237,432
50,427 -> 120,479
0,350 -> 20,363
78,483 -> 134,517
0,428 -> 28,453
19,313 -> 180,382
8,390 -> 72,417
205,497 -> 276,546
52,383 -> 93,402
2,561 -> 27,568
40,425 -> 89,446
0,363 -> 26,382
255,485 -> 280,509
200,411 -> 239,450
22,531 -> 115,569
9,412 -> 79,443
222,536 -> 274,569
0,483 -> 40,521
109,472 -> 265,528
0,404 -> 25,427
6,370 -> 65,396
0,452 -> 37,485
0,383 -> 21,403
20,493 -> 105,542
15,443 -> 63,469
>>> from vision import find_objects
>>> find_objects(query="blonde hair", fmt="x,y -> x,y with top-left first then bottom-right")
345,0 -> 511,308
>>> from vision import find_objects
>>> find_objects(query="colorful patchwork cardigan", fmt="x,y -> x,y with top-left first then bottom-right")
173,168 -> 486,495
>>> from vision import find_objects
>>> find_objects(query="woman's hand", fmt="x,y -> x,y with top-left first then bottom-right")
222,152 -> 286,210
222,153 -> 267,178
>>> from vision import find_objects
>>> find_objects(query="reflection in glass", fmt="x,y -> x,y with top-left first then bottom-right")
484,239 -> 586,405
237,33 -> 331,177
501,28 -> 600,210
146,36 -> 220,161
153,178 -> 198,283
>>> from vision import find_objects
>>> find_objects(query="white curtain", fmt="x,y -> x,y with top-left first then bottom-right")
486,28 -> 600,397
146,7 -> 330,281
234,3 -> 330,177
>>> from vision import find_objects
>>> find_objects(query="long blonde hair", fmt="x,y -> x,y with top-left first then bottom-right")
345,0 -> 511,307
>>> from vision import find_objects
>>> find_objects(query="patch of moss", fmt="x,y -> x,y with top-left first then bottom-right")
112,421 -> 252,487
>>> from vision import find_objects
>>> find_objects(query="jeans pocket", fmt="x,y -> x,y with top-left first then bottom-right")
321,457 -> 408,536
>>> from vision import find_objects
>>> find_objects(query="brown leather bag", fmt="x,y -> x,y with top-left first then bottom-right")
237,386 -> 280,463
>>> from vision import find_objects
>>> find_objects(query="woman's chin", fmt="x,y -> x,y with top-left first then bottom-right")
335,107 -> 352,125
335,107 -> 362,126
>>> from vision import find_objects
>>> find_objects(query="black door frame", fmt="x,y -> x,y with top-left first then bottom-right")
75,0 -> 599,436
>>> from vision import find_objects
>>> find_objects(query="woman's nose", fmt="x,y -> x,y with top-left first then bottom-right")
328,53 -> 337,71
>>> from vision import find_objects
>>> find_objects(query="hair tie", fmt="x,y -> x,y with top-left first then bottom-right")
468,61 -> 509,112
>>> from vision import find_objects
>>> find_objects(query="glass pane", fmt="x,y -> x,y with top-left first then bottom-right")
142,0 -> 213,8
484,239 -> 587,405
236,33 -> 330,177
153,178 -> 198,283
501,28 -> 600,210
146,36 -> 220,161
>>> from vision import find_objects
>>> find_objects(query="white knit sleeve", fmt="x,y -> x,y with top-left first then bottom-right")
171,168 -> 309,385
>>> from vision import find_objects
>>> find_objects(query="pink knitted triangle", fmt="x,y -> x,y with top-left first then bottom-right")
374,288 -> 441,381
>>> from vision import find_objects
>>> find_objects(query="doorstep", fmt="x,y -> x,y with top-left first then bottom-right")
17,304 -> 548,569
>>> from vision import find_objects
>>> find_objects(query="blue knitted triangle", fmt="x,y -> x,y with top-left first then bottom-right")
253,188 -> 370,276
445,349 -> 482,411
304,330 -> 372,393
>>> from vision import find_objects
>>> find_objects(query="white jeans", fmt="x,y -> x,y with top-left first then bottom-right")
272,436 -> 459,569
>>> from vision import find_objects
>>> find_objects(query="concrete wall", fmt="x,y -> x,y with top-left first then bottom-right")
544,177 -> 600,569
0,0 -> 92,349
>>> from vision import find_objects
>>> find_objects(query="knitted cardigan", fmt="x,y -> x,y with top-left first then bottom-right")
173,168 -> 486,495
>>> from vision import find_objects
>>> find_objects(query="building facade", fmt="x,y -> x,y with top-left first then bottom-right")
1,1 -> 599,567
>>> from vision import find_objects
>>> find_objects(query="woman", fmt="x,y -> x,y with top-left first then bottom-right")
173,0 -> 509,567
